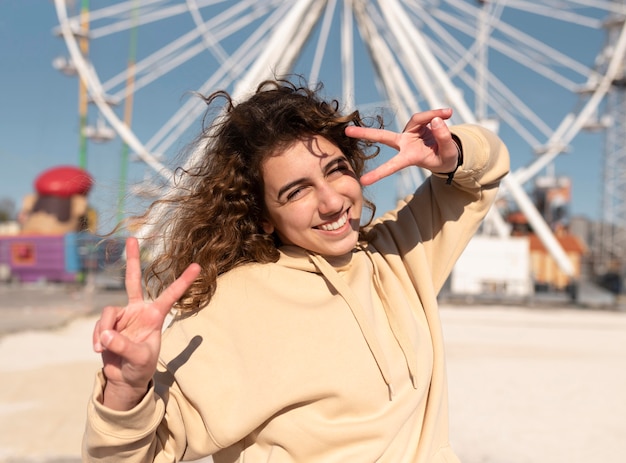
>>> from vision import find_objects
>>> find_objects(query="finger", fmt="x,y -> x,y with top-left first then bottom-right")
99,305 -> 122,331
360,155 -> 411,186
99,329 -> 137,361
403,108 -> 453,132
345,126 -> 401,149
345,109 -> 453,145
124,237 -> 144,305
94,306 -> 120,352
100,330 -> 152,366
429,117 -> 459,170
93,319 -> 103,353
152,263 -> 202,316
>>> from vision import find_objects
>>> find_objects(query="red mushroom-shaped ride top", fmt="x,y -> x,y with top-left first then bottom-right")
34,166 -> 94,198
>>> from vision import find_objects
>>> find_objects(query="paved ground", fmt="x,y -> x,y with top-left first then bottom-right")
1,284 -> 625,463
0,284 -> 126,337
442,305 -> 626,463
0,283 -> 126,463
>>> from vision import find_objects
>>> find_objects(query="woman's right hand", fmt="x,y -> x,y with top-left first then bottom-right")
92,237 -> 201,410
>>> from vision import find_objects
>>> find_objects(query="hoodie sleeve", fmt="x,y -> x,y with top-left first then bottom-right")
369,123 -> 510,294
83,365 -> 220,463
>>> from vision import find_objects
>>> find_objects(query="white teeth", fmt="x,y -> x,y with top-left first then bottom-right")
319,213 -> 348,231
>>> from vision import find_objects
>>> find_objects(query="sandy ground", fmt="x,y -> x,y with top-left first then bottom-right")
0,294 -> 625,462
442,306 -> 626,463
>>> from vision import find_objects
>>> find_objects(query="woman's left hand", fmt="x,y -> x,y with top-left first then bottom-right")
345,108 -> 459,186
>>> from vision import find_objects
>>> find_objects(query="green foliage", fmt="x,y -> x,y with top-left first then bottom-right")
0,198 -> 16,222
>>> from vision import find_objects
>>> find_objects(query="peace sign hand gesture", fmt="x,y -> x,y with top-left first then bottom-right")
345,108 -> 459,186
92,237 -> 201,411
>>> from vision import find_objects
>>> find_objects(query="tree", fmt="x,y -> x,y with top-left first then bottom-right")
0,198 -> 16,222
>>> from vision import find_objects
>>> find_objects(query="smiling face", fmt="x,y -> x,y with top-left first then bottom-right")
261,135 -> 364,257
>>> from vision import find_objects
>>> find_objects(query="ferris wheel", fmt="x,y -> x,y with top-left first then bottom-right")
54,0 -> 626,278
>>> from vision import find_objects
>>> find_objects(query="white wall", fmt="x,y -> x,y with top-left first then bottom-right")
451,236 -> 532,296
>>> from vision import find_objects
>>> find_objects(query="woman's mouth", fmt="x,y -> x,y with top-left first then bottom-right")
318,211 -> 348,231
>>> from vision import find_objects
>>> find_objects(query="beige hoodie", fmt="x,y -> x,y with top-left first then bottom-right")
84,124 -> 510,462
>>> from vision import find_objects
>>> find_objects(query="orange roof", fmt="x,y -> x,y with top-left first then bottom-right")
506,211 -> 528,224
528,233 -> 587,254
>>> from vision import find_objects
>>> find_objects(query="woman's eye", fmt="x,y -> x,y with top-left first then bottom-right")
330,162 -> 351,175
328,162 -> 355,178
286,187 -> 305,201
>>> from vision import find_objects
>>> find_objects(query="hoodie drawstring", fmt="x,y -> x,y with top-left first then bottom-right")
310,253 -> 415,400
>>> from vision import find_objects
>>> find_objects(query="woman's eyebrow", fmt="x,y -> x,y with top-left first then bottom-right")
324,156 -> 347,170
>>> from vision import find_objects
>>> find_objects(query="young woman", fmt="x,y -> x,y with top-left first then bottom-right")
85,79 -> 510,462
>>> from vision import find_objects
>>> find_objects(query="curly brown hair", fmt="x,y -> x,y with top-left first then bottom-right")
139,78 -> 381,312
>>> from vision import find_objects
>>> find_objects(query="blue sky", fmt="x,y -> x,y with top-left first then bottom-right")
0,1 -> 610,232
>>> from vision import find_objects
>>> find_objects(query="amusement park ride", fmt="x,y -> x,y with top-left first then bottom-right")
3,1 -> 626,294
0,164 -> 123,283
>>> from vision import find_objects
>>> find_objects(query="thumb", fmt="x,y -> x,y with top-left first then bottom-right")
100,329 -> 130,357
100,329 -> 156,370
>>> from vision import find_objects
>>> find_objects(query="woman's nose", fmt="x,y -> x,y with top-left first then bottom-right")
317,183 -> 344,215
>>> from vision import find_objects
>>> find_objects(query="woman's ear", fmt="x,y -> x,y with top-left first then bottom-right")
261,219 -> 275,235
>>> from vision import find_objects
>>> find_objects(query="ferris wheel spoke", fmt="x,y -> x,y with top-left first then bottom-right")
490,76 -> 554,139
105,3 -> 287,112
103,29 -> 205,96
185,0 -> 278,68
233,0 -> 325,97
354,5 -> 419,121
147,2 -> 322,155
431,42 -> 554,145
505,0 -> 606,28
389,0 -> 479,120
183,1 -> 233,68
191,0 -> 282,63
377,3 -> 449,111
148,35 -> 273,155
492,21 -> 596,80
432,5 -> 594,88
340,0 -> 356,107
534,0 -> 625,16
86,3 -> 193,39
309,0 -> 338,85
